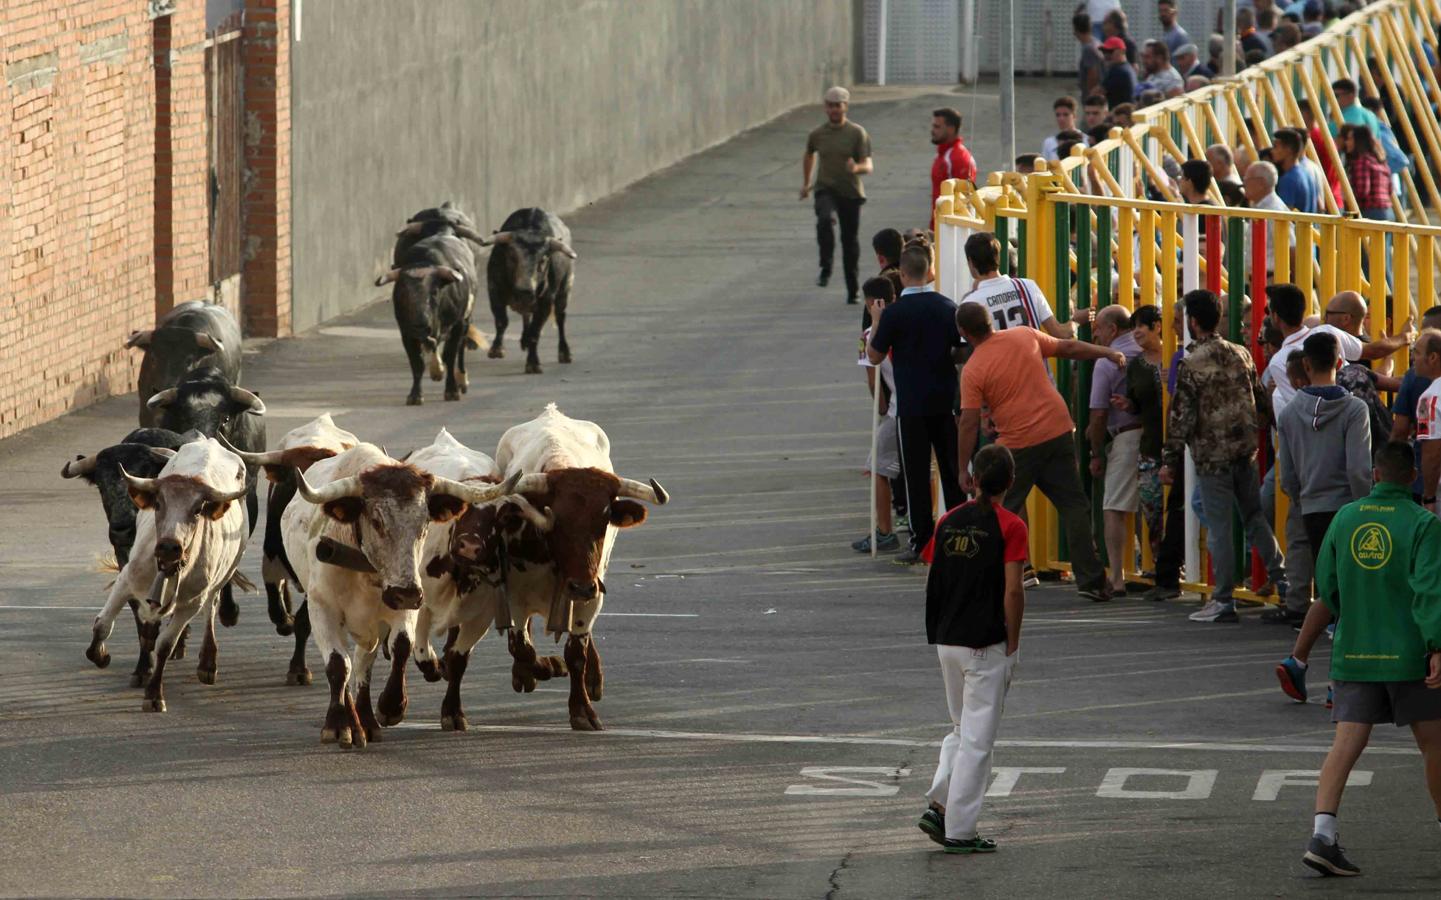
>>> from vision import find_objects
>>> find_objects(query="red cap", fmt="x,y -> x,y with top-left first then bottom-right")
1100,37 -> 1127,51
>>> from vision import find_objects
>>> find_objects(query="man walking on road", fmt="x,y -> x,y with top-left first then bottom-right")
1161,290 -> 1286,623
1300,440 -> 1441,878
867,245 -> 964,565
801,86 -> 872,305
954,302 -> 1123,602
916,444 -> 1026,854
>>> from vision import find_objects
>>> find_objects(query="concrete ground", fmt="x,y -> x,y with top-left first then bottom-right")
2,78 -> 1438,898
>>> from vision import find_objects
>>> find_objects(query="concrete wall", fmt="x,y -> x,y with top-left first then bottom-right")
290,0 -> 852,332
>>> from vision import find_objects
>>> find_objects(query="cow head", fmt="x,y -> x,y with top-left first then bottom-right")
120,448 -> 247,581
148,367 -> 265,441
487,230 -> 576,314
295,463 -> 518,610
127,327 -> 226,392
509,467 -> 668,600
376,265 -> 465,358
61,429 -> 194,565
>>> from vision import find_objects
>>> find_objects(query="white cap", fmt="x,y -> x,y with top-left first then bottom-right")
823,86 -> 850,104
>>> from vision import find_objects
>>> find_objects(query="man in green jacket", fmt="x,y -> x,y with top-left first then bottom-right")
1303,441 -> 1441,877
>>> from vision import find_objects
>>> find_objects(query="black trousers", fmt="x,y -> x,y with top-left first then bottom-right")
1154,464 -> 1186,589
896,414 -> 964,553
815,189 -> 864,298
1302,510 -> 1339,572
1001,432 -> 1106,592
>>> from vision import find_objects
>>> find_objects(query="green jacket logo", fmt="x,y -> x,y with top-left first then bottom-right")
1350,522 -> 1393,570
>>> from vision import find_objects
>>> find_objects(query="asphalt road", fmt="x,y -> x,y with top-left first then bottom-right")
2,80 -> 1438,898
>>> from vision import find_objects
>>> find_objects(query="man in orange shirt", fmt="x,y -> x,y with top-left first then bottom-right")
955,302 -> 1123,601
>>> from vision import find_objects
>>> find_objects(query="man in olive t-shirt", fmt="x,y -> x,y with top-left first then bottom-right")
801,86 -> 873,305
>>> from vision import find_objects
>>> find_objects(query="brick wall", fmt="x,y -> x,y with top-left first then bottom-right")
0,1 -> 216,440
241,0 -> 291,338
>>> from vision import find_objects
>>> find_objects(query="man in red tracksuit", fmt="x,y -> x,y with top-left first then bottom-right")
931,107 -> 977,206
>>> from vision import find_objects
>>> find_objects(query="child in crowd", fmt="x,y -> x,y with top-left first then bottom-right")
855,276 -> 903,553
917,444 -> 1027,854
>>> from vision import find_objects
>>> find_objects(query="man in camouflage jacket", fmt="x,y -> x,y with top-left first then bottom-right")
1160,290 -> 1285,623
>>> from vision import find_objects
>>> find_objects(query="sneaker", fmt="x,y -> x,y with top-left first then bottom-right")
1144,584 -> 1181,602
893,548 -> 924,566
851,531 -> 900,553
1110,583 -> 1129,598
894,514 -> 911,533
917,807 -> 945,845
942,836 -> 998,854
1276,656 -> 1308,703
1261,607 -> 1307,626
1325,622 -> 1335,640
1189,601 -> 1238,622
1302,834 -> 1360,877
1325,685 -> 1333,710
846,293 -> 859,305
817,270 -> 830,287
1078,584 -> 1112,602
1236,597 -> 1264,609
1022,565 -> 1040,588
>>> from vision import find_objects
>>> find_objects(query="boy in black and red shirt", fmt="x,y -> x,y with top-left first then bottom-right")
916,443 -> 1027,854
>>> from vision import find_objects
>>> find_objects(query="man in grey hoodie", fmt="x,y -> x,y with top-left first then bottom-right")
1274,331 -> 1374,703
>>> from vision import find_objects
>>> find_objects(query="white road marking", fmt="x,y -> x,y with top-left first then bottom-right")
785,766 -> 912,797
0,606 -> 94,611
1253,769 -> 1372,801
1096,768 -> 1218,800
385,723 -> 1423,755
986,766 -> 1067,797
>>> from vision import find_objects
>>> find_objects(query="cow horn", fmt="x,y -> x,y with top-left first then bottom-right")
432,266 -> 463,284
147,388 -> 178,410
618,477 -> 669,505
431,470 -> 522,505
453,224 -> 486,243
61,454 -> 100,479
199,481 -> 250,504
217,433 -> 284,466
396,222 -> 425,237
512,473 -> 550,496
194,333 -> 224,353
510,495 -> 556,531
148,447 -> 178,463
125,330 -> 154,349
229,386 -> 266,415
547,238 -> 578,260
375,268 -> 402,287
484,231 -> 513,246
294,469 -> 364,504
118,465 -> 158,495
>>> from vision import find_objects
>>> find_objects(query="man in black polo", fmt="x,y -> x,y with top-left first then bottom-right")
801,86 -> 873,305
867,244 -> 964,565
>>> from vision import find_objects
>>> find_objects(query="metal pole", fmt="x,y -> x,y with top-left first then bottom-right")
877,0 -> 888,86
958,0 -> 976,84
999,0 -> 1014,167
1222,0 -> 1238,78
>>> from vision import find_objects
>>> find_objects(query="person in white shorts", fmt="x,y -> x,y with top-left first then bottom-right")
854,276 -> 904,552
1086,305 -> 1144,595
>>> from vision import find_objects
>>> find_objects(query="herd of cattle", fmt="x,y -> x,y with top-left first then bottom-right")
60,205 -> 669,748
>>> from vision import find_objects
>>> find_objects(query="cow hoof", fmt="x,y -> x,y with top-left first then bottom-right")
443,389 -> 460,402
541,656 -> 568,678
219,601 -> 239,628
406,395 -> 423,407
349,725 -> 367,750
488,346 -> 505,359
142,697 -> 166,713
170,643 -> 185,660
335,727 -> 353,749
569,712 -> 603,732
287,666 -> 313,686
588,677 -> 604,701
321,727 -> 338,744
128,672 -> 145,688
558,350 -> 572,364
274,618 -> 294,637
525,362 -> 543,375
364,725 -> 383,743
86,643 -> 110,669
441,713 -> 469,732
376,707 -> 406,728
197,668 -> 217,686
416,658 -> 443,683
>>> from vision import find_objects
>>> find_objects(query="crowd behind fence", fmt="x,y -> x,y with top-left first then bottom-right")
928,0 -> 1441,600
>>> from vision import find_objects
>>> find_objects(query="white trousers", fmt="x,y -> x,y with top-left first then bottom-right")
926,641 -> 1016,840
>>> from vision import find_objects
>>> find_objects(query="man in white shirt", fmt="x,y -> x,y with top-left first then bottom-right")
1040,97 -> 1088,162
959,232 -> 1086,338
1243,162 -> 1290,280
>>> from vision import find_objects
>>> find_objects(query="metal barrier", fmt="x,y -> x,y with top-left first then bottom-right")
924,0 -> 1441,598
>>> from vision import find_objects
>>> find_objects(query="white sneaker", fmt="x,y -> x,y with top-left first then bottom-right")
1188,600 -> 1238,623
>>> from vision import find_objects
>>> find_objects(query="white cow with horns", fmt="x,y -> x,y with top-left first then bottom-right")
279,443 -> 516,749
84,437 -> 250,712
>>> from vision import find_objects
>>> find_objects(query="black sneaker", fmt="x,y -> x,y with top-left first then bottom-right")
817,270 -> 830,287
846,293 -> 859,305
1302,835 -> 1360,877
917,807 -> 945,845
1261,607 -> 1306,626
1144,584 -> 1181,602
942,836 -> 998,854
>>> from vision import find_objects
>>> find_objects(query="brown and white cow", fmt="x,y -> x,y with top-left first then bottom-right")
279,443 -> 515,749
492,403 -> 669,731
84,438 -> 249,712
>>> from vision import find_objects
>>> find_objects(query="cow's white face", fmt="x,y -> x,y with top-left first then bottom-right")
125,440 -> 246,586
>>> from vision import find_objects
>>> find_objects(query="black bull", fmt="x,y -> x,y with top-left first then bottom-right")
379,232 -> 477,406
485,207 -> 577,375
